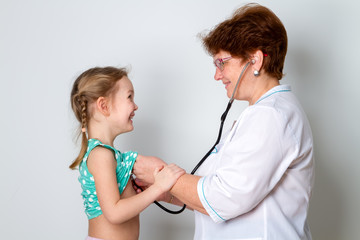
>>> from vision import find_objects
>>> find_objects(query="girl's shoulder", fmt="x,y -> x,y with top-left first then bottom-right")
86,139 -> 118,175
89,146 -> 115,161
86,139 -> 118,156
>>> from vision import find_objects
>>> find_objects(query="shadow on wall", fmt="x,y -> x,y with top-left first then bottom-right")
115,111 -> 168,157
308,154 -> 342,240
288,47 -> 342,239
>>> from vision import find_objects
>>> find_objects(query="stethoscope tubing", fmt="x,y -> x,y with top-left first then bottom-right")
148,61 -> 252,214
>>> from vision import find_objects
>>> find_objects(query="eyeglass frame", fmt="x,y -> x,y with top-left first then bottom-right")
214,56 -> 232,71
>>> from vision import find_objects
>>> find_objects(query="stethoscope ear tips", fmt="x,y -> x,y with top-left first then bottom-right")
251,59 -> 256,64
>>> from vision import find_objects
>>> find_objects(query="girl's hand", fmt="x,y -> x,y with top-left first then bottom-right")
153,164 -> 185,193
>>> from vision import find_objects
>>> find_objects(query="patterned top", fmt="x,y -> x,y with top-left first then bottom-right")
78,138 -> 137,219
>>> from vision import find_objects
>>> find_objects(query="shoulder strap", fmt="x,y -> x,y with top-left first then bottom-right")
83,138 -> 119,162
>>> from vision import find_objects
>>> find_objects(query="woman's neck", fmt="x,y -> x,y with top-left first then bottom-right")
249,76 -> 279,105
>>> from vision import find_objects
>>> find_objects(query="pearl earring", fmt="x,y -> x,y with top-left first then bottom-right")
254,70 -> 260,77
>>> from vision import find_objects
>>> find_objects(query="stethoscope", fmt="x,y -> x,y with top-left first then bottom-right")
138,60 -> 252,214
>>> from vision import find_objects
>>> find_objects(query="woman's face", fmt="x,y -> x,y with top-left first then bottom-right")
213,50 -> 251,100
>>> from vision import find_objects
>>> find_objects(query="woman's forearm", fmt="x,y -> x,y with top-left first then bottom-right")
170,174 -> 208,215
163,194 -> 193,210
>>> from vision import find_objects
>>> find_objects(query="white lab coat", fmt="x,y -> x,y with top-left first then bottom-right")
195,85 -> 314,240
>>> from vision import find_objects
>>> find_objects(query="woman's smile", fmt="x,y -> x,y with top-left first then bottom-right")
224,81 -> 231,89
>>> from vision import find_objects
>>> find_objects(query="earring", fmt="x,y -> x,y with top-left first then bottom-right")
254,70 -> 260,77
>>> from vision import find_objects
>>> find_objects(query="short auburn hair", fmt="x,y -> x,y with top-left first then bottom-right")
202,3 -> 287,80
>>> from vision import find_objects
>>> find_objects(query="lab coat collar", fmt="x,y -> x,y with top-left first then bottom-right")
255,84 -> 291,104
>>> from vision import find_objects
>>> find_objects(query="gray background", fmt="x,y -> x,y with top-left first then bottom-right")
1,0 -> 359,239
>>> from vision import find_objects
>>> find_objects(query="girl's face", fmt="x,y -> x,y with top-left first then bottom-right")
109,77 -> 138,134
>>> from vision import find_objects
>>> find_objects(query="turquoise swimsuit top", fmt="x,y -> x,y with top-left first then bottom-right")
78,138 -> 137,219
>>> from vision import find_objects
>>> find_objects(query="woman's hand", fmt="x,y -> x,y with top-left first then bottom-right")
133,155 -> 167,185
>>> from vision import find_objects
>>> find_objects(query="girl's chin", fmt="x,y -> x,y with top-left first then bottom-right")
119,124 -> 134,134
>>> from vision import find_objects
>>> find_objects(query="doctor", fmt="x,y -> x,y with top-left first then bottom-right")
134,3 -> 314,240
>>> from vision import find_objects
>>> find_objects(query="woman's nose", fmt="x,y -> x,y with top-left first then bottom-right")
214,67 -> 223,81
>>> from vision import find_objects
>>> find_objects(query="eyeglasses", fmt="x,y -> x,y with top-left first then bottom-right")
214,56 -> 232,71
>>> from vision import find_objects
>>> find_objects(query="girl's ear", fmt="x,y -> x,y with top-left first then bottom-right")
96,97 -> 111,116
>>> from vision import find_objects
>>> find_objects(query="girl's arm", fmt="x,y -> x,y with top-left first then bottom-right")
87,147 -> 185,224
133,155 -> 204,213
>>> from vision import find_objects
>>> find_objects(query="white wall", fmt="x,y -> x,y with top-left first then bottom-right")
1,0 -> 359,239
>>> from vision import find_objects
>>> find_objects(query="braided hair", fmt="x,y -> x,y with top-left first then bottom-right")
69,66 -> 128,169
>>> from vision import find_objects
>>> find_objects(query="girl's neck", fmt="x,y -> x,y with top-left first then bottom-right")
87,121 -> 116,147
88,135 -> 114,147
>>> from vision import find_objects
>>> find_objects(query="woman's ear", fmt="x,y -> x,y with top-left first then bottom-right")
251,50 -> 264,68
96,97 -> 111,116
250,50 -> 265,76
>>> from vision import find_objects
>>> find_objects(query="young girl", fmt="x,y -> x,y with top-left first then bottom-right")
69,66 -> 185,240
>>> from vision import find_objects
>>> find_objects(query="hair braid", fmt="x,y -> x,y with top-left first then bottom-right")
79,96 -> 87,133
69,66 -> 128,170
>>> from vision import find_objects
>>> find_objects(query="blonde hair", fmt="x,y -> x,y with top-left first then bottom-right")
69,66 -> 128,169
